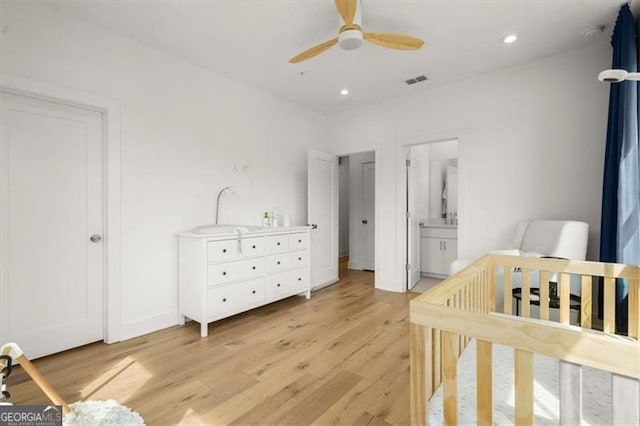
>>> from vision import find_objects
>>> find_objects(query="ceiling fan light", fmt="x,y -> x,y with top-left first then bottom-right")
339,29 -> 364,50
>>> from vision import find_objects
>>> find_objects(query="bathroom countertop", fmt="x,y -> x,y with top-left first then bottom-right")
419,223 -> 458,229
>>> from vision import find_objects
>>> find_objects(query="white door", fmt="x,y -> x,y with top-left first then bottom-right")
308,150 -> 338,289
362,162 -> 375,271
407,155 -> 421,289
1,92 -> 104,359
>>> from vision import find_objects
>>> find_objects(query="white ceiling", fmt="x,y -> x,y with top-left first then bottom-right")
41,0 -> 623,115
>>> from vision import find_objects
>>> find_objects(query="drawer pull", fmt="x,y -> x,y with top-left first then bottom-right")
298,239 -> 302,243
298,277 -> 302,281
222,298 -> 227,302
277,261 -> 281,265
252,245 -> 256,249
298,257 -> 302,261
277,283 -> 281,287
222,271 -> 227,276
252,290 -> 256,294
277,242 -> 281,246
222,248 -> 227,253
252,266 -> 256,270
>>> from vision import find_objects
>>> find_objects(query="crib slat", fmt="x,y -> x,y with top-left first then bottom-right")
612,373 -> 640,425
539,271 -> 550,320
521,268 -> 531,318
410,323 -> 428,426
629,279 -> 639,339
476,340 -> 493,425
515,349 -> 534,425
504,267 -> 513,315
560,361 -> 582,425
604,277 -> 616,333
581,275 -> 592,329
442,331 -> 458,425
559,273 -> 570,324
488,265 -> 496,312
434,329 -> 441,390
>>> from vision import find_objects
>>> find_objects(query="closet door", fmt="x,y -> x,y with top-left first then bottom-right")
1,92 -> 104,358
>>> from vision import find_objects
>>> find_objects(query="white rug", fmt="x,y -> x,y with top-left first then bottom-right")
427,339 -> 612,425
63,400 -> 145,426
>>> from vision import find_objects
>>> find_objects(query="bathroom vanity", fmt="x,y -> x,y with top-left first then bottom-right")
177,226 -> 311,337
420,223 -> 457,277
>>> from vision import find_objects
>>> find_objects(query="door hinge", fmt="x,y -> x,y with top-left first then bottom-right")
406,211 -> 411,219
406,159 -> 411,167
406,263 -> 411,271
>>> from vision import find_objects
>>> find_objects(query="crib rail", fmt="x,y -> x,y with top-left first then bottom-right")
409,254 -> 640,425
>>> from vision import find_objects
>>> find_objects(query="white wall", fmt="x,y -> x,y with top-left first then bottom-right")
347,151 -> 375,270
1,3 -> 327,339
328,43 -> 610,292
338,157 -> 350,257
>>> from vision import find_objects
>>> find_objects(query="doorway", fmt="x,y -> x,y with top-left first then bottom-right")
1,91 -> 105,358
405,139 -> 459,292
338,151 -> 375,277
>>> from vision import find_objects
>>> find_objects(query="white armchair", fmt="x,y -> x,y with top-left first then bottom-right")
451,220 -> 589,315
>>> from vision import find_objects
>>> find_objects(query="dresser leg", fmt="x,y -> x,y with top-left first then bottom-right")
306,289 -> 311,300
200,322 -> 208,338
178,315 -> 186,326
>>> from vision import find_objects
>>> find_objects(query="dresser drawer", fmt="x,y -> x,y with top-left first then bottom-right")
240,236 -> 265,257
265,268 -> 307,299
265,234 -> 289,254
208,258 -> 265,285
265,253 -> 289,273
207,239 -> 238,263
207,278 -> 264,317
289,250 -> 308,268
288,232 -> 309,251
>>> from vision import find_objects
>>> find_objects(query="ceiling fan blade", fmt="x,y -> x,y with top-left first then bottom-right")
335,0 -> 357,26
364,33 -> 425,50
289,39 -> 339,63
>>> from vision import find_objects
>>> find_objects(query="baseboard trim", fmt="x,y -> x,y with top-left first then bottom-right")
118,310 -> 178,341
376,277 -> 403,293
312,278 -> 339,292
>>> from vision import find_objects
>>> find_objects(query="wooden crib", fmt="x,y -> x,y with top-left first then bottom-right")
409,254 -> 639,425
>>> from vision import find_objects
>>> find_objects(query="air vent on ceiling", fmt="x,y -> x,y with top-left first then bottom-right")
405,75 -> 428,86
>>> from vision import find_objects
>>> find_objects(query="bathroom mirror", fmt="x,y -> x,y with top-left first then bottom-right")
429,159 -> 458,221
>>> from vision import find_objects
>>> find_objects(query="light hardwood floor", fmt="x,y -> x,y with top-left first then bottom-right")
6,267 -> 417,425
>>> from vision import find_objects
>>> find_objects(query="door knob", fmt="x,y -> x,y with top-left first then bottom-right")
307,224 -> 318,229
90,234 -> 102,243
362,220 -> 368,224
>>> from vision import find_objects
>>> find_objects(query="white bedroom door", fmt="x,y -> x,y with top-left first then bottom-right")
308,149 -> 338,289
362,162 -> 375,271
0,92 -> 104,359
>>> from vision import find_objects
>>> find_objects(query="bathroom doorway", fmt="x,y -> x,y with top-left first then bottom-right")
338,151 -> 376,278
405,139 -> 458,292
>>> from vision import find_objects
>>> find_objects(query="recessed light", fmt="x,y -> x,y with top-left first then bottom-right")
340,89 -> 349,96
502,34 -> 518,44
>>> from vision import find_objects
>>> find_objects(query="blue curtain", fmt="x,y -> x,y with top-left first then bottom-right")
600,3 -> 640,333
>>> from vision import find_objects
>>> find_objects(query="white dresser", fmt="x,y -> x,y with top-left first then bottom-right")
177,226 -> 311,337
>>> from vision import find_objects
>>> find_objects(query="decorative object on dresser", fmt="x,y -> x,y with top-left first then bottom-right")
177,226 -> 311,337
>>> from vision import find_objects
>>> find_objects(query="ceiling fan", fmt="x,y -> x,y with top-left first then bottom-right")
289,0 -> 425,64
